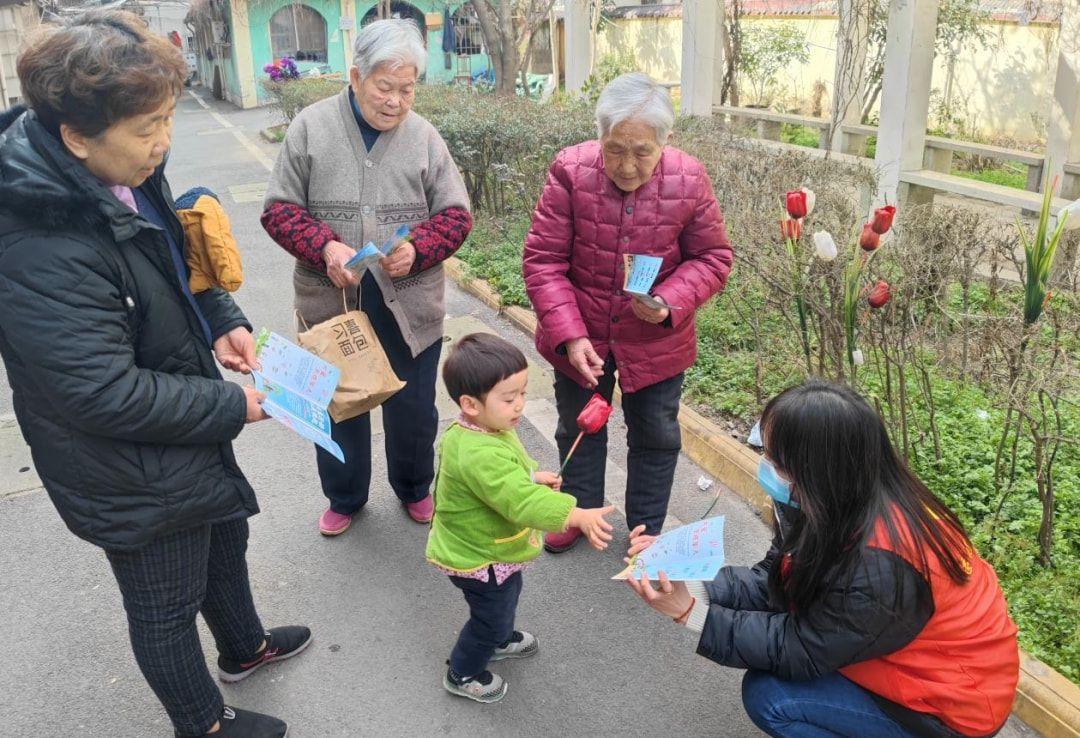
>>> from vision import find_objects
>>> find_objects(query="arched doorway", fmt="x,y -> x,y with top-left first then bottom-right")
360,2 -> 426,41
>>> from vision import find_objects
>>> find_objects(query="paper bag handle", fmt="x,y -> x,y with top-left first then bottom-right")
294,288 -> 356,334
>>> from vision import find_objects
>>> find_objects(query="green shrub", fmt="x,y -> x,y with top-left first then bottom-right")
780,123 -> 821,149
262,77 -> 345,124
413,86 -> 594,213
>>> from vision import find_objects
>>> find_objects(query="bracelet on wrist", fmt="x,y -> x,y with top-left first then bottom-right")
674,597 -> 696,624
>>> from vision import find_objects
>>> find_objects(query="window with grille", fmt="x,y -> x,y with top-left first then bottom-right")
452,6 -> 483,55
269,4 -> 328,63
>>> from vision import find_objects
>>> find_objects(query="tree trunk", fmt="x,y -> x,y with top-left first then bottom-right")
719,0 -> 741,106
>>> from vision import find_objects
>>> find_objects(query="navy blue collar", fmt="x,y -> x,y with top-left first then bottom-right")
348,87 -> 381,152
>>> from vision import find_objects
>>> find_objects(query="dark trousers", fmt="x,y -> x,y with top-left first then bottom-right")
448,569 -> 523,678
317,274 -> 442,514
554,357 -> 684,536
105,518 -> 265,737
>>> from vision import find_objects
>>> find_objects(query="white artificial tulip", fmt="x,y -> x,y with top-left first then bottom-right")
813,231 -> 838,261
852,349 -> 865,366
801,187 -> 816,217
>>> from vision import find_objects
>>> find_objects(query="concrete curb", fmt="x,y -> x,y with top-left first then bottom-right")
443,256 -> 1080,738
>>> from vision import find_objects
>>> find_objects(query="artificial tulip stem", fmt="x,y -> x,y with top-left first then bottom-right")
558,431 -> 586,477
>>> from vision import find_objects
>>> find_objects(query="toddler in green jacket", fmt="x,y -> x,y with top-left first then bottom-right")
427,333 -> 613,703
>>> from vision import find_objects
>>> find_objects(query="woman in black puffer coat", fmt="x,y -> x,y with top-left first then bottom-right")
0,11 -> 309,737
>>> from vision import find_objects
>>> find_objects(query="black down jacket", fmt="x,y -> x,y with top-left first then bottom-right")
0,108 -> 259,551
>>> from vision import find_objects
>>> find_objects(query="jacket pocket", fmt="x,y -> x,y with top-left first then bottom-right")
392,264 -> 444,332
493,528 -> 531,544
293,265 -> 347,331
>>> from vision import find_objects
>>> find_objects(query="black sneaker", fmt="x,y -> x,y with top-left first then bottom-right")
218,626 -> 312,683
196,706 -> 287,737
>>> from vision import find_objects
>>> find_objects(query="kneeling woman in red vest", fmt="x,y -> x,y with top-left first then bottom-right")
626,379 -> 1019,737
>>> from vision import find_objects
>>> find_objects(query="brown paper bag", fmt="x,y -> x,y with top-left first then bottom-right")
296,308 -> 405,423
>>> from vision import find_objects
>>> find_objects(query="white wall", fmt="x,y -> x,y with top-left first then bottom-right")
0,3 -> 39,108
601,13 -> 1061,144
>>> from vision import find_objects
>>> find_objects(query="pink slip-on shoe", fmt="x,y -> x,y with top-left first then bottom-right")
543,527 -> 582,553
405,495 -> 434,523
319,509 -> 352,536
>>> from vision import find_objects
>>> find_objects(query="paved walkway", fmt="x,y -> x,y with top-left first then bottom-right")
0,90 -> 1035,737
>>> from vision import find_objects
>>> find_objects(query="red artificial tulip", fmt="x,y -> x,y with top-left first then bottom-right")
859,223 -> 881,251
870,205 -> 896,234
577,393 -> 613,434
868,280 -> 891,308
780,218 -> 801,241
785,190 -> 809,219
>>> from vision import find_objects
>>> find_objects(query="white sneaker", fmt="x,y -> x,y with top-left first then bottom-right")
491,630 -> 538,661
443,669 -> 508,703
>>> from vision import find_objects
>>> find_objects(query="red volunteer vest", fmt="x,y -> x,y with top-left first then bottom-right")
840,515 -> 1019,736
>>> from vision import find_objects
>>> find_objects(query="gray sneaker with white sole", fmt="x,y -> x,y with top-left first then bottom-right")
491,630 -> 538,661
443,669 -> 508,703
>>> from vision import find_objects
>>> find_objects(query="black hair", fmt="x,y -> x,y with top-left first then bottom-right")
443,333 -> 529,406
760,379 -> 972,613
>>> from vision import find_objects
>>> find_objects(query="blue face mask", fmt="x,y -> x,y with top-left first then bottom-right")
758,458 -> 798,509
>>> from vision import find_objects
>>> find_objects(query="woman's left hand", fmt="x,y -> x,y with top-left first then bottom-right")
380,243 -> 416,279
631,295 -> 670,324
625,570 -> 693,620
214,327 -> 259,374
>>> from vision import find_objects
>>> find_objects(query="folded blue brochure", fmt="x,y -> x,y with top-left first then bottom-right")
253,330 -> 344,463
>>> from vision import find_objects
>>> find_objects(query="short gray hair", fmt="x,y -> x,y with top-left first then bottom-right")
352,19 -> 427,79
595,72 -> 675,143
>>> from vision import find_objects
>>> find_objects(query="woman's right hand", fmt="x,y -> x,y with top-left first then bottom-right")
243,386 -> 268,423
322,240 -> 360,289
624,524 -> 659,564
565,337 -> 605,388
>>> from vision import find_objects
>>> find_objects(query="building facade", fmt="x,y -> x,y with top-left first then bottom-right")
0,0 -> 41,110
187,0 -> 491,108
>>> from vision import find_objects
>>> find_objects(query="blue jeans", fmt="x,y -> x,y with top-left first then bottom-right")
316,273 -> 442,513
741,671 -> 935,738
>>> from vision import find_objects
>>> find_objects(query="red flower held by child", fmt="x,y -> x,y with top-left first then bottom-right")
868,280 -> 891,308
577,394 -> 613,434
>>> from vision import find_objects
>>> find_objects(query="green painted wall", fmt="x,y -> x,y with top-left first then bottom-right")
203,0 -> 495,108
353,1 -> 489,84
248,0 -> 349,103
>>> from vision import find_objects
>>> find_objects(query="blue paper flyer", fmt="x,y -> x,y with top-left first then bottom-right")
622,253 -> 684,311
253,330 -> 344,463
345,224 -> 411,278
613,516 -> 726,581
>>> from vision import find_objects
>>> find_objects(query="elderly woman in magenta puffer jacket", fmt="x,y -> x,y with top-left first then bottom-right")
523,72 -> 734,553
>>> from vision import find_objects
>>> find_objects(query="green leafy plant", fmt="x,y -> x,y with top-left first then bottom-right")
579,50 -> 638,104
739,24 -> 810,106
1018,173 -> 1070,326
261,76 -> 344,124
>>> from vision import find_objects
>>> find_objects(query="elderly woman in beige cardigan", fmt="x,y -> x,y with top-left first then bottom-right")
262,19 -> 471,537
